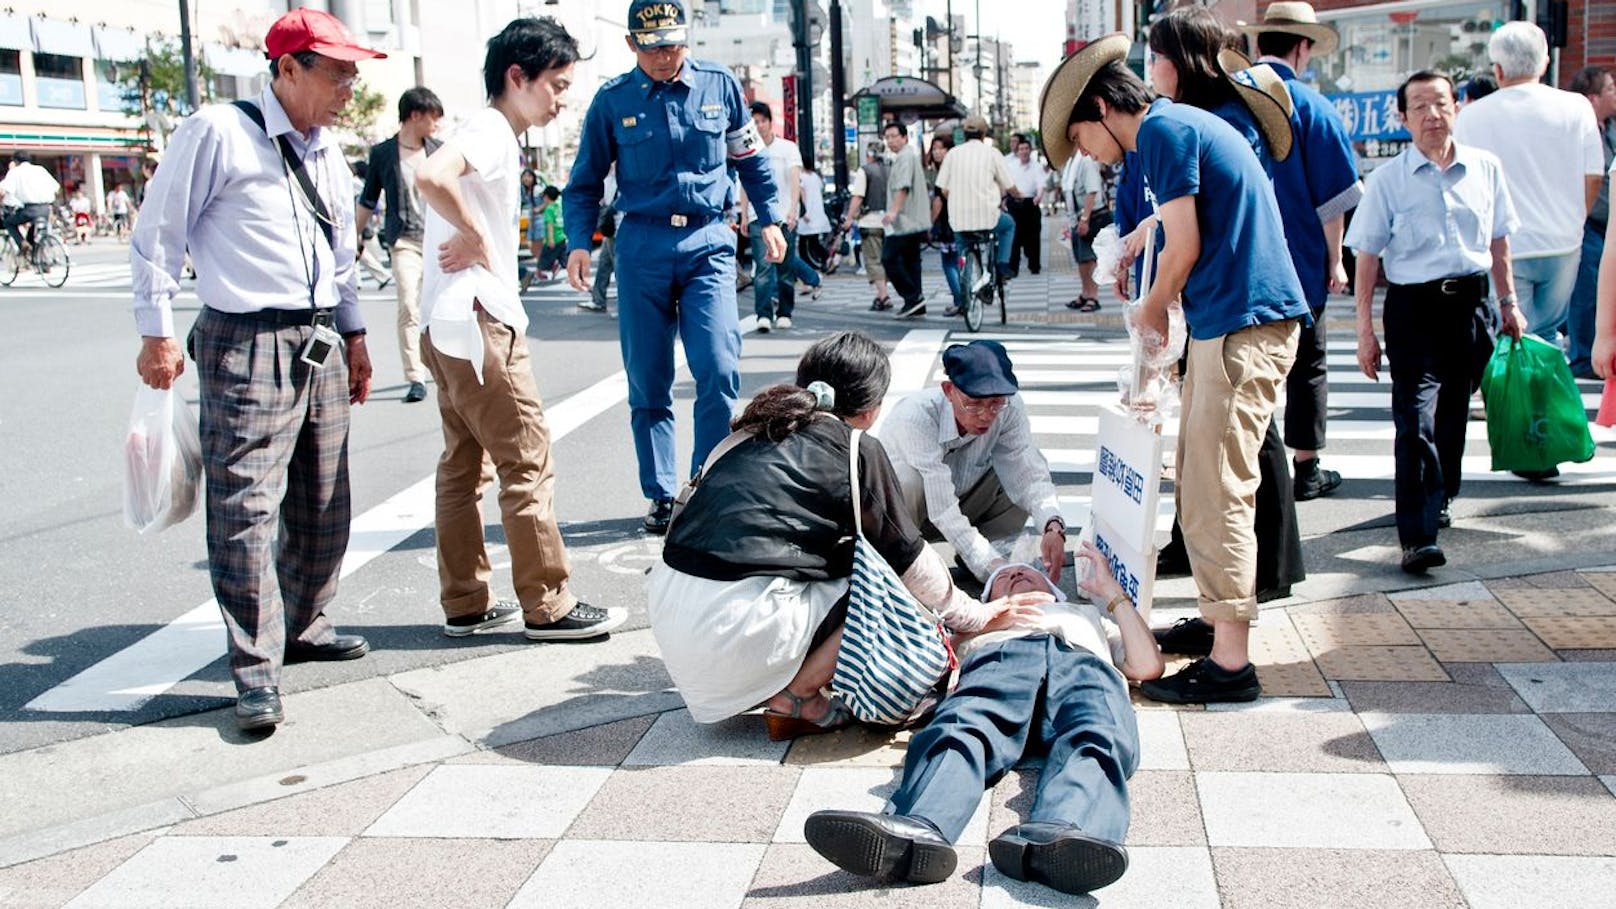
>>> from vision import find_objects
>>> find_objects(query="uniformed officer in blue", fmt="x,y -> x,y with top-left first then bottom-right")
565,0 -> 787,535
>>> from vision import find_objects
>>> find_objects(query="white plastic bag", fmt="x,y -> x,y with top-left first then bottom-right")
122,385 -> 203,534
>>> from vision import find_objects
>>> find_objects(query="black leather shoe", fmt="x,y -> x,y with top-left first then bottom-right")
1438,502 -> 1452,529
1293,460 -> 1343,500
285,634 -> 370,663
403,381 -> 427,403
1155,545 -> 1191,578
990,822 -> 1128,895
1401,544 -> 1446,574
235,686 -> 283,731
643,498 -> 674,535
804,810 -> 957,884
1512,467 -> 1560,482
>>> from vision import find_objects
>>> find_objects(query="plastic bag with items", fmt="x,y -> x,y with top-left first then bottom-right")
123,385 -> 203,534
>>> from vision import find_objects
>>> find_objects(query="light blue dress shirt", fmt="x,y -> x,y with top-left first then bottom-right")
1346,142 -> 1519,286
131,86 -> 361,338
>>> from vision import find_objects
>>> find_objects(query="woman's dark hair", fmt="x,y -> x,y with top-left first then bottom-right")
484,17 -> 580,99
1148,7 -> 1238,110
928,132 -> 954,162
1068,61 -> 1155,125
521,168 -> 539,187
733,332 -> 890,439
398,86 -> 444,122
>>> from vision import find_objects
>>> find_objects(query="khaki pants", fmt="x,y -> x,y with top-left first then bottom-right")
860,227 -> 886,285
393,238 -> 425,384
1176,320 -> 1298,623
894,464 -> 1030,544
421,312 -> 575,624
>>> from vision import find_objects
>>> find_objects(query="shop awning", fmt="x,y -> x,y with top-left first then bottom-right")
0,13 -> 33,52
848,76 -> 968,122
30,17 -> 94,59
0,125 -> 147,152
93,26 -> 144,62
205,43 -> 268,78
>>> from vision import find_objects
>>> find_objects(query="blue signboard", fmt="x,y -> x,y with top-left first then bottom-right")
1327,90 -> 1410,143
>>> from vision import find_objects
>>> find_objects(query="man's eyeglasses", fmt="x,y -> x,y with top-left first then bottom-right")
305,59 -> 359,90
957,396 -> 1008,415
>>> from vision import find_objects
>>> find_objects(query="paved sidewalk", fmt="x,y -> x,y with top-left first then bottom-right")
2,566 -> 1615,908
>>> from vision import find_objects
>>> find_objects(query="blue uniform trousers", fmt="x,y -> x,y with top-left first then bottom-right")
615,215 -> 743,500
887,634 -> 1139,844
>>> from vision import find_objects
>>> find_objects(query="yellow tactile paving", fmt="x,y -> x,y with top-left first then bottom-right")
1290,613 -> 1422,654
1416,629 -> 1559,663
1520,615 -> 1616,650
1249,613 -> 1334,697
1393,599 -> 1523,630
1251,658 -> 1334,697
1313,646 -> 1451,682
1492,587 -> 1616,618
784,726 -> 910,767
1577,572 -> 1616,602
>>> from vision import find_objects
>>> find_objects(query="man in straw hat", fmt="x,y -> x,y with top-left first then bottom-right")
131,8 -> 385,731
1243,2 -> 1364,502
1040,34 -> 1309,704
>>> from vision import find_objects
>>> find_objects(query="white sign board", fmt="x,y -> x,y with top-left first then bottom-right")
1088,515 -> 1156,622
1091,404 -> 1165,555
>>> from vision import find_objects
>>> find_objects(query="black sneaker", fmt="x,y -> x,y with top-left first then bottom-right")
643,498 -> 674,535
403,381 -> 428,404
1152,617 -> 1214,656
524,602 -> 627,641
1155,545 -> 1191,578
443,601 -> 521,637
1401,544 -> 1446,574
1140,658 -> 1261,704
1293,459 -> 1343,500
896,299 -> 927,318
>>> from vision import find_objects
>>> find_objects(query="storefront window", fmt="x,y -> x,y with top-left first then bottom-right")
95,59 -> 133,113
0,50 -> 21,106
33,52 -> 86,109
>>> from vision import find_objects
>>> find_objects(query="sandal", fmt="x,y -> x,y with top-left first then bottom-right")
1065,296 -> 1101,313
762,691 -> 854,741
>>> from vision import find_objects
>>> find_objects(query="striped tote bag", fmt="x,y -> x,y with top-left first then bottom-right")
831,430 -> 955,726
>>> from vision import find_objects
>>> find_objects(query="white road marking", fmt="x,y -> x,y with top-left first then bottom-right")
26,350 -> 686,713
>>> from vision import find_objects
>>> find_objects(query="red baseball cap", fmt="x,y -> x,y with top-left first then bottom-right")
265,8 -> 386,62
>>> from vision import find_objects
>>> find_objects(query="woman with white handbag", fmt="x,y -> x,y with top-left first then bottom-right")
649,331 -> 1049,739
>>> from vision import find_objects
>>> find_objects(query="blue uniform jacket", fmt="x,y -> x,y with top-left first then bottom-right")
564,58 -> 783,254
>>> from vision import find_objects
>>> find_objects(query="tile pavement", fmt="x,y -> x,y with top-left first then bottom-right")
3,571 -> 1616,908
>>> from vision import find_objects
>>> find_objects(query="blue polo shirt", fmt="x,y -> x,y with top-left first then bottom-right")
1136,98 -> 1309,340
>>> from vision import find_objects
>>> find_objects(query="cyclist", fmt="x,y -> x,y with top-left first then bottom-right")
934,115 -> 1022,316
0,151 -> 60,255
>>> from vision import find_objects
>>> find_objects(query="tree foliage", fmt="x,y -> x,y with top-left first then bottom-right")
335,79 -> 387,144
121,37 -> 215,131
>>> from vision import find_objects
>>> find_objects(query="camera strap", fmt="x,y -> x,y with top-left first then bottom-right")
232,100 -> 335,250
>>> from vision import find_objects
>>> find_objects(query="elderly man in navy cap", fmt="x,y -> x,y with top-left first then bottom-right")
879,340 -> 1068,585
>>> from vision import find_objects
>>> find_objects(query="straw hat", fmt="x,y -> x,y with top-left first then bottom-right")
1242,2 -> 1338,57
1219,48 -> 1294,163
1038,32 -> 1133,171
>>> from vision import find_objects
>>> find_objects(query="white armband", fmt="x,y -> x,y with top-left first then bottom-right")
726,121 -> 762,160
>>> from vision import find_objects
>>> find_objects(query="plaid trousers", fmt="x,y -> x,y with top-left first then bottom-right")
191,307 -> 350,692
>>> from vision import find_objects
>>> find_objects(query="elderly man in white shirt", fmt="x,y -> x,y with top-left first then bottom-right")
1454,20 -> 1603,341
0,151 -> 60,252
878,340 -> 1067,584
1003,135 -> 1048,275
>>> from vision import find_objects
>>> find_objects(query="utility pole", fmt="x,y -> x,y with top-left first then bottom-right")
829,0 -> 848,191
973,0 -> 982,114
179,0 -> 200,110
793,0 -> 815,170
945,0 -> 954,96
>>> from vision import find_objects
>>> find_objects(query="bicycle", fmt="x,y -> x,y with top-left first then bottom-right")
955,228 -> 1007,332
1,216 -> 71,288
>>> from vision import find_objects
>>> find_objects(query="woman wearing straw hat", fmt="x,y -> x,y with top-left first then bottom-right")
1039,32 -> 1310,704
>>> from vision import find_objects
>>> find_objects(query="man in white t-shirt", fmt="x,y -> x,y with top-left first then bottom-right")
738,100 -> 822,331
0,151 -> 59,252
1003,136 -> 1048,275
805,546 -> 1164,895
415,17 -> 626,644
1454,21 -> 1604,341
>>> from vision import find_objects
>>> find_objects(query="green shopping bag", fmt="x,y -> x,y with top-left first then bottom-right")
1479,335 -> 1595,473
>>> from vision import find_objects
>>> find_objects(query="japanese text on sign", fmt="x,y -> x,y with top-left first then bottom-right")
1097,444 -> 1145,505
1327,90 -> 1410,143
1092,529 -> 1141,602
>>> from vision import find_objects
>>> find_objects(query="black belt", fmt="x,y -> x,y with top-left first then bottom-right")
1390,272 -> 1487,299
206,305 -> 335,327
623,211 -> 722,228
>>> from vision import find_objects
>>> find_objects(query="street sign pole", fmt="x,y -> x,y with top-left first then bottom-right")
829,0 -> 848,190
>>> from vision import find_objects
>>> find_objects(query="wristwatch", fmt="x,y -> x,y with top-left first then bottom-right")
1498,292 -> 1518,308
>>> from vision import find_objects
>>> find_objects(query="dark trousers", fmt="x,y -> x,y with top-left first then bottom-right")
888,635 -> 1138,844
1383,277 -> 1495,548
1168,419 -> 1304,594
1006,198 -> 1042,274
881,230 -> 925,305
1284,313 -> 1329,451
4,203 -> 50,250
191,307 -> 349,692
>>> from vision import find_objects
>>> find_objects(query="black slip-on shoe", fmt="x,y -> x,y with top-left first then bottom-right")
1140,658 -> 1261,704
896,298 -> 927,318
403,381 -> 428,403
643,498 -> 675,535
443,601 -> 522,637
804,810 -> 957,884
235,686 -> 283,731
524,602 -> 627,642
1401,544 -> 1446,574
989,822 -> 1128,895
1155,545 -> 1191,578
1151,617 -> 1214,656
284,634 -> 369,663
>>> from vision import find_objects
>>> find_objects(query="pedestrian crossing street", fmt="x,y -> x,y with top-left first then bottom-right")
956,329 -> 1616,535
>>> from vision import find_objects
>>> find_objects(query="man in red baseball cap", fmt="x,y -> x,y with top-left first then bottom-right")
129,7 -> 386,733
